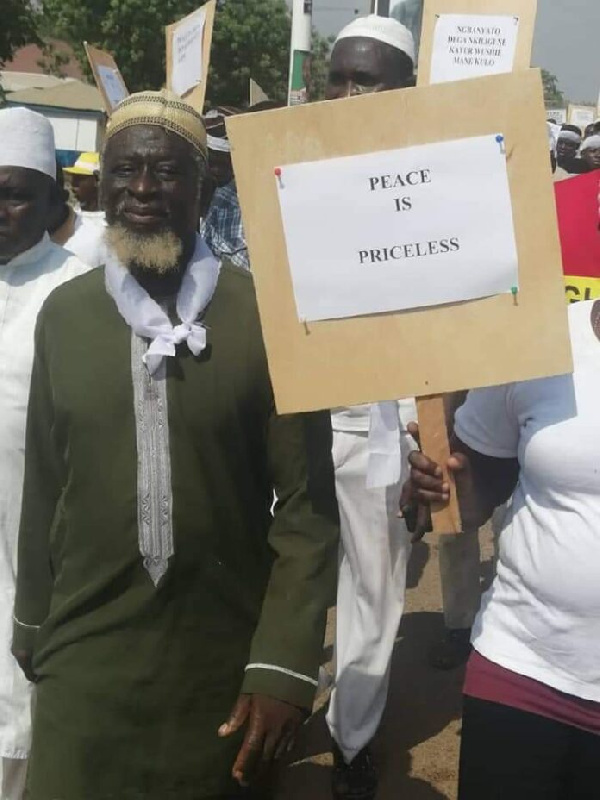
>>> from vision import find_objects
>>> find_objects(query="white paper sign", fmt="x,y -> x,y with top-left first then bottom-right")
171,9 -> 206,97
97,65 -> 128,110
547,109 -> 567,125
276,135 -> 518,323
569,106 -> 595,128
430,14 -> 519,85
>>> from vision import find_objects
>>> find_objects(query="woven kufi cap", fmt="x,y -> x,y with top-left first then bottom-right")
106,89 -> 207,160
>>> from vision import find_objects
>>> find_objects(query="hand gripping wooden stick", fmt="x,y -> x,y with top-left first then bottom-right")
416,394 -> 462,534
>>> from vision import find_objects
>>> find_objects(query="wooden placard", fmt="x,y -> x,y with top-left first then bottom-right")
417,0 -> 537,87
166,0 -> 216,114
227,70 -> 571,418
84,43 -> 129,115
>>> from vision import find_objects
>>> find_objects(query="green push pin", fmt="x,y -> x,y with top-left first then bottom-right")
511,286 -> 519,306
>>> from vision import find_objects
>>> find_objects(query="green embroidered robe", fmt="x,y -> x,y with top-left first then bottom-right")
13,264 -> 339,800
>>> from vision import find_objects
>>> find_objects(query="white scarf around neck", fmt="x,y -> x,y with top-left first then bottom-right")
105,234 -> 221,374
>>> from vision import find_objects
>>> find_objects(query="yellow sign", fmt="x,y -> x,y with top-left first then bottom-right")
565,275 -> 600,304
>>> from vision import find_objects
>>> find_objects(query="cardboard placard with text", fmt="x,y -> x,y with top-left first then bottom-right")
166,0 -> 216,114
84,43 -> 129,115
227,70 -> 572,417
417,0 -> 537,87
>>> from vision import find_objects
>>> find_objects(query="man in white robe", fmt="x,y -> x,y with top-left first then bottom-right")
323,16 -> 419,800
0,107 -> 89,799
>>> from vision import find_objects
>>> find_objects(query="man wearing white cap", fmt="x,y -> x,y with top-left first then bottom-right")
581,135 -> 600,172
556,128 -> 582,164
556,125 -> 593,176
0,106 -> 89,799
326,14 -> 415,100
324,16 -> 417,800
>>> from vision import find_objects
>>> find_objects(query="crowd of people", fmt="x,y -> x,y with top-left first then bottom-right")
551,120 -> 600,180
0,10 -> 599,800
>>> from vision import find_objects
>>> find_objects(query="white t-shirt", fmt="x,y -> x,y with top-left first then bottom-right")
455,300 -> 600,702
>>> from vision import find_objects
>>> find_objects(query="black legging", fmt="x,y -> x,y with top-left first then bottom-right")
459,696 -> 600,799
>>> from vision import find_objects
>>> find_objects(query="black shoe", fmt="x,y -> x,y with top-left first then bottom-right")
331,742 -> 378,800
429,627 -> 472,670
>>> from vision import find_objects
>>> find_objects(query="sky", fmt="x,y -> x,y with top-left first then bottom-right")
300,0 -> 600,104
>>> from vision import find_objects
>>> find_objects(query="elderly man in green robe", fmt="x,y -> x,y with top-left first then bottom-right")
12,91 -> 338,800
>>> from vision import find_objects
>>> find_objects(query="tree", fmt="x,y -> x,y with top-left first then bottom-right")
308,30 -> 334,102
0,0 -> 41,67
40,0 -> 298,106
0,0 -> 41,104
207,0 -> 291,105
35,15 -> 81,79
542,69 -> 565,109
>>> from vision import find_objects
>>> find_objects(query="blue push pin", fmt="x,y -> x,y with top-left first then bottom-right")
496,134 -> 506,155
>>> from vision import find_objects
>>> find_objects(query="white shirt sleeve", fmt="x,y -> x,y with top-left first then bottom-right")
454,384 -> 519,459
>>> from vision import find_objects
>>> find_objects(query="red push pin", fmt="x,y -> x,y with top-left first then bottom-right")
274,167 -> 283,188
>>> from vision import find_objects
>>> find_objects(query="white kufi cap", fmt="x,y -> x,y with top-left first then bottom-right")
581,135 -> 600,152
558,130 -> 582,144
0,107 -> 56,179
335,14 -> 416,65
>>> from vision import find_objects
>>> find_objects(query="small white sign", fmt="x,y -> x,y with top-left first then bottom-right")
171,9 -> 206,97
97,65 -> 128,110
276,135 -> 518,323
569,105 -> 595,129
547,109 -> 567,125
430,14 -> 519,85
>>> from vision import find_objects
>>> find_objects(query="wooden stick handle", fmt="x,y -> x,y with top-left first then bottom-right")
416,394 -> 462,535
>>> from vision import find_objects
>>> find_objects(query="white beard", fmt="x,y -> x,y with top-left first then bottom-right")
106,223 -> 183,274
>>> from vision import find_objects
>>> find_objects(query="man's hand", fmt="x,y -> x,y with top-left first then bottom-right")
399,421 -> 480,536
219,694 -> 307,786
11,648 -> 36,683
408,449 -> 472,508
403,429 -> 489,533
401,422 -> 520,536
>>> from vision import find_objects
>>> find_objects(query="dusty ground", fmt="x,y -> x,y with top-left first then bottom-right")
276,529 -> 494,800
